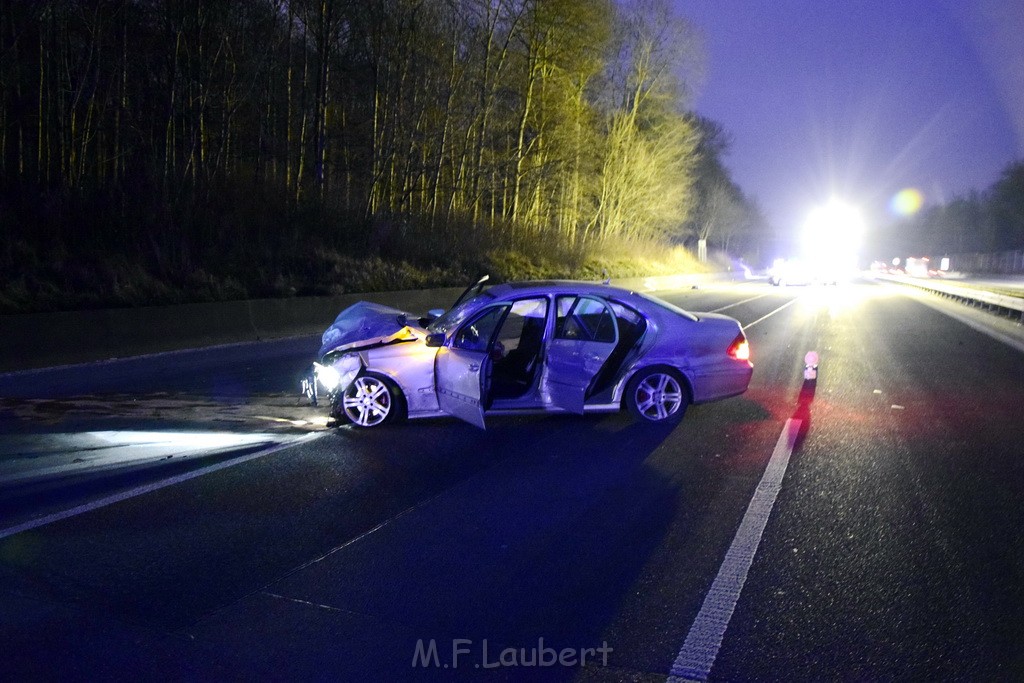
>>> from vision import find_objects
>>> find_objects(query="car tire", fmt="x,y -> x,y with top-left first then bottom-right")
624,366 -> 689,424
335,373 -> 406,428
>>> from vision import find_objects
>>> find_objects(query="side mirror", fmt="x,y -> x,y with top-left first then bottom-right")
425,333 -> 445,348
427,308 -> 445,318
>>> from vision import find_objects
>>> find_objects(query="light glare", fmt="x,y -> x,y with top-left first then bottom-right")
315,363 -> 341,391
889,188 -> 924,216
802,200 -> 864,274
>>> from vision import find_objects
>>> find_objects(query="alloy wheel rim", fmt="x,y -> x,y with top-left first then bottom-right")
635,373 -> 683,421
342,377 -> 391,426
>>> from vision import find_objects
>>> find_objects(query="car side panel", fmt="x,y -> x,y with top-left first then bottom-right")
363,343 -> 441,415
691,363 -> 753,401
671,312 -> 752,401
611,305 -> 752,404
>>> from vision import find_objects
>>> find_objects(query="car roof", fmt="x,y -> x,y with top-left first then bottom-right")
486,280 -> 635,299
483,279 -> 699,322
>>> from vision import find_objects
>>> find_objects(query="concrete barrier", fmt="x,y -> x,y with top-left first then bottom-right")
0,288 -> 462,373
0,272 -> 737,373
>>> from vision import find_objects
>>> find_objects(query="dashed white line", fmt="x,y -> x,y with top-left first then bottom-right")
667,418 -> 802,682
709,293 -> 771,314
742,297 -> 801,330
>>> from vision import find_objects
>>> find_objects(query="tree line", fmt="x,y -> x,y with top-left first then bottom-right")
0,0 -> 764,311
878,161 -> 1024,261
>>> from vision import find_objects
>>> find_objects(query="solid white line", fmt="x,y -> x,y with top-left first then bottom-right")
667,418 -> 802,682
709,293 -> 771,314
0,433 -> 322,541
0,333 -> 317,379
742,297 -> 801,330
902,286 -> 1024,356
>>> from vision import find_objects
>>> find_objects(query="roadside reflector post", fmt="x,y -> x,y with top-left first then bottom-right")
803,351 -> 819,381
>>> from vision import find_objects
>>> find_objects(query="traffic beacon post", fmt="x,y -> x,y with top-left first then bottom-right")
803,351 -> 819,381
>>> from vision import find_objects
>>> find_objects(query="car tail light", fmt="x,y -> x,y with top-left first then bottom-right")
727,333 -> 750,361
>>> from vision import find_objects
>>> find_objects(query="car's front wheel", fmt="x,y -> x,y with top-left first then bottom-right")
335,373 -> 405,428
624,366 -> 688,423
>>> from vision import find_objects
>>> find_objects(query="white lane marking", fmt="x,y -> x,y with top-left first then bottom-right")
907,287 -> 1024,356
0,433 -> 323,541
0,333 -> 317,379
0,431 -> 286,484
709,293 -> 771,314
741,297 -> 801,330
667,418 -> 802,682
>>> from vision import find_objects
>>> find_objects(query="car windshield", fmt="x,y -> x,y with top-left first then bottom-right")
426,291 -> 497,336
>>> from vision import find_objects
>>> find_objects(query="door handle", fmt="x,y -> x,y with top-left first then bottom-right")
468,364 -> 480,372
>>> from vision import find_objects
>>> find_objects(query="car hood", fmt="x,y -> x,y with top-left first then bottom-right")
318,301 -> 422,358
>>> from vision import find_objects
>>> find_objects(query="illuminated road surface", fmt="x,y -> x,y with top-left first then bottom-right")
1,280 -> 1022,680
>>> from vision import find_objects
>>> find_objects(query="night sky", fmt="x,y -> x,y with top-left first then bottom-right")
681,0 -> 1024,246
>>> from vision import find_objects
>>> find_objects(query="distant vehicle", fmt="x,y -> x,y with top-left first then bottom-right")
769,258 -> 812,286
905,257 -> 932,278
302,278 -> 753,429
870,260 -> 907,275
769,258 -> 839,286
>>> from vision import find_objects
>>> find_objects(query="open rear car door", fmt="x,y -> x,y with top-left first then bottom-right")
542,296 -> 618,413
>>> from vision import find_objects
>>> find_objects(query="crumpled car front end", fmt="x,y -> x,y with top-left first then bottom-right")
301,301 -> 421,408
302,353 -> 364,407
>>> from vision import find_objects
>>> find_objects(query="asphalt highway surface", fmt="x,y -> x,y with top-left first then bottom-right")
1,279 -> 1023,681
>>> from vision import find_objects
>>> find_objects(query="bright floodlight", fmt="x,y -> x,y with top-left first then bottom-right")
802,200 -> 864,273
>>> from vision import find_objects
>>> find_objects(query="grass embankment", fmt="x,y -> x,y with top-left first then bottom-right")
1,182 -> 717,314
0,228 -> 711,315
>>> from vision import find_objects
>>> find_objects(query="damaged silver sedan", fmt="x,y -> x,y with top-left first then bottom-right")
302,278 -> 753,429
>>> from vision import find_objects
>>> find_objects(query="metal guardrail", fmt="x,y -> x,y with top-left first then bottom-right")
877,274 -> 1024,321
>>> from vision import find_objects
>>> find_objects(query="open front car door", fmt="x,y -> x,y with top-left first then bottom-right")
434,304 -> 508,429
